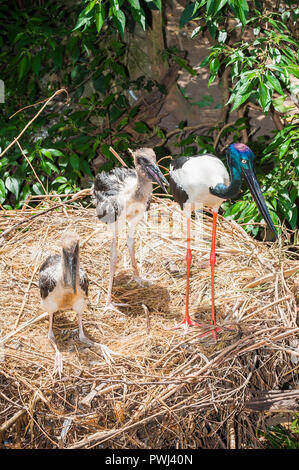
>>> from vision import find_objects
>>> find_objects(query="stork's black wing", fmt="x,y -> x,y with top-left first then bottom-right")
169,157 -> 190,210
39,254 -> 60,299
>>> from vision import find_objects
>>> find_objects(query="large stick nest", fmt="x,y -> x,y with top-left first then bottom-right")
0,198 -> 298,449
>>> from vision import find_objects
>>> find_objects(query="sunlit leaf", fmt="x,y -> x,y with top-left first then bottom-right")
5,176 -> 20,199
266,72 -> 284,95
112,8 -> 126,38
0,178 -> 6,204
95,4 -> 105,33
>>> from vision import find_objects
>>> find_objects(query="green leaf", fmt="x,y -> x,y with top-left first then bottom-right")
101,143 -> 110,159
230,90 -> 253,112
5,176 -> 20,199
191,26 -> 202,38
102,94 -> 115,107
112,8 -> 126,38
128,0 -> 140,9
130,4 -> 146,30
95,4 -> 105,33
209,56 -> 220,84
70,153 -> 80,170
111,62 -> 127,78
180,1 -> 203,28
206,0 -> 227,16
18,55 -> 28,81
32,55 -> 41,76
32,183 -> 44,195
210,56 -> 220,74
43,160 -> 59,175
218,30 -> 227,43
40,148 -> 53,159
19,183 -> 31,203
53,176 -> 67,184
288,207 -> 297,230
79,159 -> 93,177
278,139 -> 291,158
227,76 -> 256,104
43,148 -> 64,157
73,5 -> 93,31
230,0 -> 249,26
266,73 -> 284,95
150,0 -> 162,10
286,65 -> 299,79
134,121 -> 150,133
258,81 -> 270,111
0,178 -> 6,204
172,55 -> 196,76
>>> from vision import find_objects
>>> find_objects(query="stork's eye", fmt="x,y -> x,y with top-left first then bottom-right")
241,159 -> 247,164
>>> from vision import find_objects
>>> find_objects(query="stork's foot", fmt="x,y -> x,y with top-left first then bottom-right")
53,350 -> 63,378
168,317 -> 221,340
197,324 -> 221,341
104,302 -> 127,315
132,274 -> 155,287
79,332 -> 95,347
99,343 -> 120,364
168,317 -> 203,333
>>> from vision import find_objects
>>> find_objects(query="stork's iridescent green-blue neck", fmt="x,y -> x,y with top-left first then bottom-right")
210,143 -> 278,240
210,143 -> 254,200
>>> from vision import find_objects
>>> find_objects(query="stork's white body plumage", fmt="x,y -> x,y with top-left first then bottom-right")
170,154 -> 229,211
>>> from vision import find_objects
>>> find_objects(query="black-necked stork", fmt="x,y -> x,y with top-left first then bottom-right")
169,142 -> 278,338
39,231 -> 93,375
93,148 -> 169,310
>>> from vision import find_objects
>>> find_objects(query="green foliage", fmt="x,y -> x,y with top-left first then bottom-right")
259,417 -> 299,449
181,1 -> 299,114
0,1 -> 161,209
74,0 -> 162,37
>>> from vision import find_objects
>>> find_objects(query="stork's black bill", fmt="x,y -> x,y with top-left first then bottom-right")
63,244 -> 79,293
144,162 -> 169,193
69,254 -> 78,293
242,167 -> 278,240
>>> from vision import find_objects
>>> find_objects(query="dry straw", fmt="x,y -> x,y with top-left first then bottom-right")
0,195 -> 298,449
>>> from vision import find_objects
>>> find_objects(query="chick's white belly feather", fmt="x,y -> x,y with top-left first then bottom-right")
41,283 -> 87,314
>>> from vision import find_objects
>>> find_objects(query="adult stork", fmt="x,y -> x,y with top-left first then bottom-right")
169,142 -> 278,338
93,148 -> 169,310
39,231 -> 93,375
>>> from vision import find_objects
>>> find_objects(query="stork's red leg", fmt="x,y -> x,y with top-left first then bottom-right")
210,211 -> 218,340
169,217 -> 202,332
195,211 -> 222,340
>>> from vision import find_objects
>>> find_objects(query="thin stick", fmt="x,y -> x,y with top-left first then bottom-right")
0,88 -> 69,159
109,147 -> 128,167
142,304 -> 150,335
0,408 -> 26,434
16,140 -> 47,195
14,263 -> 40,328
